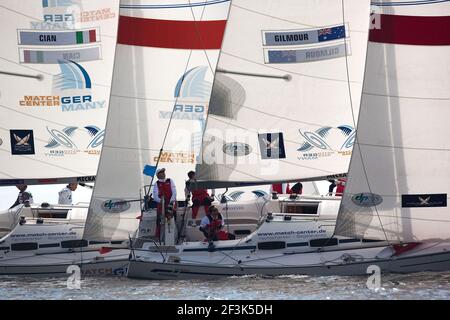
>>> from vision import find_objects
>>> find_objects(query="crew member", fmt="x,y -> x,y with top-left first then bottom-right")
185,171 -> 212,219
10,184 -> 33,209
58,183 -> 77,205
152,168 -> 177,238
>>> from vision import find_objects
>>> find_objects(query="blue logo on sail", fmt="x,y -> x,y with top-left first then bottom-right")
298,125 -> 355,160
54,60 -> 91,91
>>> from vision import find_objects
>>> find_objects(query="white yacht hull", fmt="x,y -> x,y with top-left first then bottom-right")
0,195 -> 296,276
0,250 -> 130,277
128,243 -> 450,280
128,208 -> 450,280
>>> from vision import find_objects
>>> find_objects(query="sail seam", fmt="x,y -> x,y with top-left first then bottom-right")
357,143 -> 450,151
363,92 -> 450,101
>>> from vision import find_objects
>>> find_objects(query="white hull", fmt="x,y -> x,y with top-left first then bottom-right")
128,211 -> 450,280
1,195 -> 308,276
128,248 -> 450,280
128,243 -> 450,280
0,250 -> 130,277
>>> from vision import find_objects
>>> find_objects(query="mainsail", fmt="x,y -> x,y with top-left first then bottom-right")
0,0 -> 120,186
194,0 -> 371,189
335,0 -> 450,242
83,0 -> 230,241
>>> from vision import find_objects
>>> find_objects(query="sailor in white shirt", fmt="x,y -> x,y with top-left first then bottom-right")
58,183 -> 78,205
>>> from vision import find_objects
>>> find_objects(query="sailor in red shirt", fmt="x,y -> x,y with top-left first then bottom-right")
152,168 -> 177,237
335,178 -> 347,196
270,183 -> 290,194
185,171 -> 213,219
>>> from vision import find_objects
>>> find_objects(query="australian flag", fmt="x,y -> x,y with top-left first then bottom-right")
258,132 -> 286,160
268,50 -> 297,64
318,25 -> 346,42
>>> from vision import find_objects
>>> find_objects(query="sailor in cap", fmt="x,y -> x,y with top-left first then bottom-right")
152,168 -> 177,238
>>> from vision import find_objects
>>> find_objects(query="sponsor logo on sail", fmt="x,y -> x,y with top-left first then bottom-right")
297,125 -> 355,160
20,47 -> 101,64
154,152 -> 195,164
101,199 -> 131,213
19,28 -> 98,46
265,42 -> 350,64
44,125 -> 104,157
223,142 -> 252,157
351,193 -> 383,207
77,176 -> 95,182
19,61 -> 105,112
263,24 -> 347,46
257,132 -> 286,160
159,66 -> 211,122
10,130 -> 35,155
402,194 -> 447,208
41,0 -> 80,27
79,8 -> 116,23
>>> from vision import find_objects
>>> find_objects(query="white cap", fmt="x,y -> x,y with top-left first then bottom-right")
156,168 -> 166,175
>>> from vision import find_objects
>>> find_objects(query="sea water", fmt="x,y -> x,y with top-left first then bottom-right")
1,272 -> 450,300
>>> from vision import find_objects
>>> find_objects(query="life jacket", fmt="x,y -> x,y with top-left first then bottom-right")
205,213 -> 223,224
271,184 -> 283,194
157,179 -> 172,203
336,178 -> 347,195
192,188 -> 209,200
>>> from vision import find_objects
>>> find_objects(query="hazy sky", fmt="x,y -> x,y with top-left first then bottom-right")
0,184 -> 93,211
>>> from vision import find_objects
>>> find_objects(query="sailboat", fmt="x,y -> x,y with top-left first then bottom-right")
0,0 -> 132,276
127,0 -> 375,279
0,0 -> 264,276
82,0 -> 350,248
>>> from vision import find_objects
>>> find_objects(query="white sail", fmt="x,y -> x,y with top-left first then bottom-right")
0,0 -> 120,186
195,0 -> 371,189
335,0 -> 450,242
83,0 -> 230,241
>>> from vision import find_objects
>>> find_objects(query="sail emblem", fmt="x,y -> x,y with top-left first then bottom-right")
45,126 -> 104,153
84,126 -> 105,149
223,142 -> 252,156
258,132 -> 286,159
54,60 -> 92,91
297,125 -> 355,160
351,193 -> 383,207
101,199 -> 131,214
161,66 -> 211,120
174,66 -> 212,100
402,194 -> 447,208
42,0 -> 81,8
45,126 -> 77,149
9,130 -> 35,155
